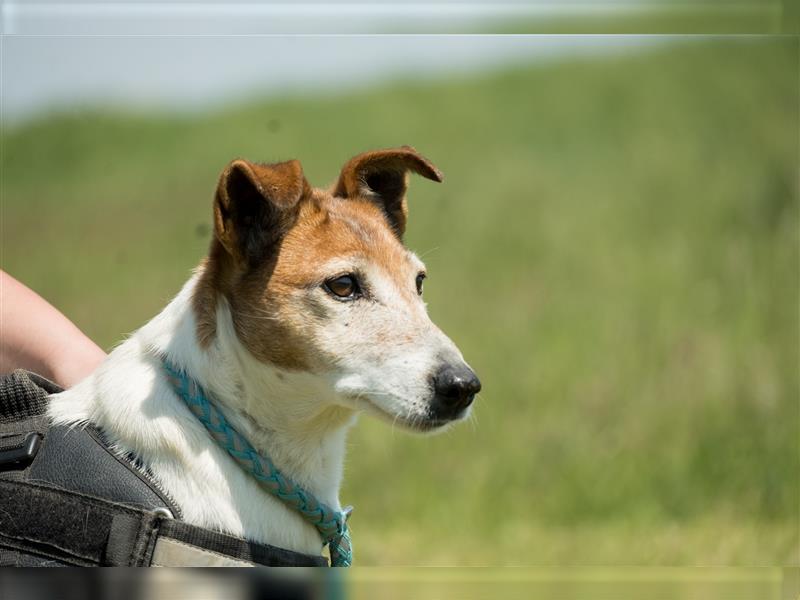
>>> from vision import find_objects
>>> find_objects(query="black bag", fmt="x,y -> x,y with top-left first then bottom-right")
0,370 -> 326,567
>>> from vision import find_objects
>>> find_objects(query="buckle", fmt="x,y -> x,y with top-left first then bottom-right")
0,432 -> 42,469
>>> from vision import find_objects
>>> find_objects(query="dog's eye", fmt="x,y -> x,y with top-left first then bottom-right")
324,275 -> 360,299
415,272 -> 426,296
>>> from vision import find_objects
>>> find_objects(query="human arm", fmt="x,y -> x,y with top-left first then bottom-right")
0,270 -> 106,388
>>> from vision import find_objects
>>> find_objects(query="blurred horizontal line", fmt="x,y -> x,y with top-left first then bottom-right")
1,2 -> 783,35
1,2 -> 782,17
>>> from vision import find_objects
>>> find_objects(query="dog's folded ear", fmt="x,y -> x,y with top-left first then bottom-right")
214,159 -> 310,266
332,146 -> 443,238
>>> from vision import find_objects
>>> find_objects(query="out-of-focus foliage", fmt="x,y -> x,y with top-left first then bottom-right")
2,38 -> 797,565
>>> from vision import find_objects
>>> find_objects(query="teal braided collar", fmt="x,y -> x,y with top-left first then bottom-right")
162,359 -> 353,567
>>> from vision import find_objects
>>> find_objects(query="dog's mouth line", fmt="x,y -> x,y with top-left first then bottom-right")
345,392 -> 450,432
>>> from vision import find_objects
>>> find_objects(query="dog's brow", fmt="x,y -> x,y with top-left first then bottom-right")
407,252 -> 426,273
332,212 -> 379,246
319,257 -> 365,275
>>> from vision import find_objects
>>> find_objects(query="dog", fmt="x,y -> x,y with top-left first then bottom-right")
47,146 -> 481,561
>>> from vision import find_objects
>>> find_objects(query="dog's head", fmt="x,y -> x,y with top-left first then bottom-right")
195,147 -> 480,432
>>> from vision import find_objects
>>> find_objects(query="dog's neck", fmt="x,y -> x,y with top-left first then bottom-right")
49,272 -> 357,555
149,274 -> 357,498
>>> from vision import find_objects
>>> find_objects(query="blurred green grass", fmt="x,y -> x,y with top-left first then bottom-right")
346,567 -> 785,600
2,38 -> 798,565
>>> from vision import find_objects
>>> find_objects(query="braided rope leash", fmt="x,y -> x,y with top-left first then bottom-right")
162,360 -> 353,567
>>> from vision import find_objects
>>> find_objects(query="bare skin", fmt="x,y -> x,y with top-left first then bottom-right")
0,270 -> 106,388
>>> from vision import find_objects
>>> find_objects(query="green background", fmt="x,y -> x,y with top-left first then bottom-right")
2,37 -> 797,565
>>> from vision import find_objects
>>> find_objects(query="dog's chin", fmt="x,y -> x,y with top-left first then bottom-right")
403,416 -> 458,435
350,394 -> 468,435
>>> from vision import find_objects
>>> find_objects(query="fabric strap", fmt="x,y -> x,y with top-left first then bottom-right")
0,479 -> 327,567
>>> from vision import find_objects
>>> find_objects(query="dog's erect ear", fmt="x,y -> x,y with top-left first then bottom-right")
214,159 -> 309,266
332,146 -> 443,237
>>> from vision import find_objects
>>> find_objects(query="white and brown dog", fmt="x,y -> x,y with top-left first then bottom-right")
48,146 -> 481,559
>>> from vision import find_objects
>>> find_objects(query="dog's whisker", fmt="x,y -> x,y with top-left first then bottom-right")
390,411 -> 401,438
417,246 -> 440,260
466,409 -> 478,433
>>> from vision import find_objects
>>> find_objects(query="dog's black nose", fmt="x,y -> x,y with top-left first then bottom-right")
431,363 -> 481,419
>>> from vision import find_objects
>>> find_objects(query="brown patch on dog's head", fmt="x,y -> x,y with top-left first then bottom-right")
193,148 -> 443,373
